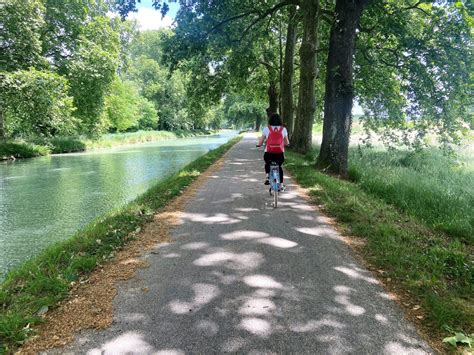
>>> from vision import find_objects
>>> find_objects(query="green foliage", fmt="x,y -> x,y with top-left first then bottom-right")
0,0 -> 46,71
126,30 -> 195,130
223,94 -> 266,129
104,77 -> 141,132
67,17 -> 120,134
356,1 -> 473,147
443,331 -> 473,348
0,69 -> 76,138
0,135 -> 242,352
137,97 -> 159,130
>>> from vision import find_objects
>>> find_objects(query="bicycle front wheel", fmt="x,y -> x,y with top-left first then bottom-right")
273,188 -> 278,208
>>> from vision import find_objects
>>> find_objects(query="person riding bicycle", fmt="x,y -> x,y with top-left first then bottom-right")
257,112 -> 289,187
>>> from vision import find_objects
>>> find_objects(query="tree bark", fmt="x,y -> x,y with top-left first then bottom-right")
255,114 -> 262,131
280,5 -> 297,139
267,79 -> 279,115
0,108 -> 6,140
317,0 -> 369,176
292,0 -> 320,153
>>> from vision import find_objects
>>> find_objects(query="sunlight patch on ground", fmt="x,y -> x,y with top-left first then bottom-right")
168,283 -> 220,314
243,275 -> 283,289
193,251 -> 264,270
257,237 -> 298,249
334,265 -> 379,284
239,317 -> 272,337
87,331 -> 156,354
220,230 -> 269,240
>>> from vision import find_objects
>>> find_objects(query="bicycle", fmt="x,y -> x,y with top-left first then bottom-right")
256,145 -> 285,208
268,161 -> 281,208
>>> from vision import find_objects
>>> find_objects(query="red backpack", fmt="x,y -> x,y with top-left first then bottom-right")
267,126 -> 284,153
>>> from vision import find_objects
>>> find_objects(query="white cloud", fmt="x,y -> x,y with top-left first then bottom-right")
127,8 -> 174,31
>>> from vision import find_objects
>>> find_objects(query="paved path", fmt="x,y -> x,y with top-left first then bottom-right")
57,135 -> 431,354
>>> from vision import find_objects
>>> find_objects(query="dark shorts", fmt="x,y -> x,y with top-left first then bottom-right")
264,152 -> 285,182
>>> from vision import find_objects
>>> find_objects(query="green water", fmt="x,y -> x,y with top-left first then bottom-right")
0,132 -> 237,280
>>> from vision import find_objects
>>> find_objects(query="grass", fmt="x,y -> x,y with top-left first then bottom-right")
285,148 -> 473,347
0,135 -> 242,353
0,141 -> 50,160
348,146 -> 473,243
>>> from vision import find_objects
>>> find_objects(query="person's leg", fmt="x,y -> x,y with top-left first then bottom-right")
263,153 -> 270,184
278,154 -> 285,183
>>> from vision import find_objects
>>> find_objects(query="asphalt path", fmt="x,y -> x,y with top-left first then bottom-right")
54,135 -> 431,354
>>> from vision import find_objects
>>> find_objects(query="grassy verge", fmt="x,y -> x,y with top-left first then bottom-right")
0,129 -> 218,158
348,147 -> 473,242
0,141 -> 51,160
285,149 -> 473,348
0,135 -> 241,353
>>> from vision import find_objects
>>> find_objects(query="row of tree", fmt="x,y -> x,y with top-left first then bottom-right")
0,0 -> 231,142
118,0 -> 472,175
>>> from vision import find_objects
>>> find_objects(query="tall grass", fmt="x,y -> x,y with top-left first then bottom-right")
347,146 -> 473,242
0,142 -> 50,160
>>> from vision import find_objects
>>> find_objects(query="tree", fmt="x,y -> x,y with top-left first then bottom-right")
223,94 -> 266,130
0,69 -> 76,138
104,77 -> 141,131
41,0 -> 109,73
317,0 -> 371,175
67,17 -> 120,134
356,1 -> 472,146
0,0 -> 46,72
291,0 -> 320,153
280,5 -> 298,138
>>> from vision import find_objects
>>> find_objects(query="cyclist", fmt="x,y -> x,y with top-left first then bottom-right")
257,112 -> 289,188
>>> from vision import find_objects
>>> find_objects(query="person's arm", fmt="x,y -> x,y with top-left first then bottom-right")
284,136 -> 290,146
257,135 -> 265,146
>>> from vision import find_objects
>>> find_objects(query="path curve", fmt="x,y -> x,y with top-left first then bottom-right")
51,135 -> 431,354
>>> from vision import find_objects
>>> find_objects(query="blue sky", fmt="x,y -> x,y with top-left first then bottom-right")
136,0 -> 180,17
126,1 -> 180,30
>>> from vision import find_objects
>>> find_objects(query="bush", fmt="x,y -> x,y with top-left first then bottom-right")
0,69 -> 76,139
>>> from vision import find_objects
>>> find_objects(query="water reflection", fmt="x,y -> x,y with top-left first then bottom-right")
0,132 -> 237,279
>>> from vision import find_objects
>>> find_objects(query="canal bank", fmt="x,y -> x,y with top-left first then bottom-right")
0,131 -> 237,280
0,129 -> 217,161
0,135 -> 242,353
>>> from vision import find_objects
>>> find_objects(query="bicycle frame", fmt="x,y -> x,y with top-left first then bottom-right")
269,161 -> 280,208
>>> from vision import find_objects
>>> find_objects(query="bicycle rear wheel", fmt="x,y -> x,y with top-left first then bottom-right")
273,187 -> 278,207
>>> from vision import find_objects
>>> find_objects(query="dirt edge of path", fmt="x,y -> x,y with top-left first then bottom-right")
17,151 -> 229,354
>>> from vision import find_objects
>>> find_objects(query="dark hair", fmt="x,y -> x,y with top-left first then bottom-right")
268,113 -> 282,126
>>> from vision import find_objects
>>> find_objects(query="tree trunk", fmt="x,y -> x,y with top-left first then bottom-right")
0,108 -> 6,140
281,5 -> 297,139
267,80 -> 279,115
317,0 -> 369,176
255,114 -> 262,131
292,0 -> 320,153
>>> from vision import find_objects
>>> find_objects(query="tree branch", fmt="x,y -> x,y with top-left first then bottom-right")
402,1 -> 430,16
239,0 -> 297,41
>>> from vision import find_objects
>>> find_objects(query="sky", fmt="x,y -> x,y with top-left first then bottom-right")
126,0 -> 180,30
125,1 -> 364,115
